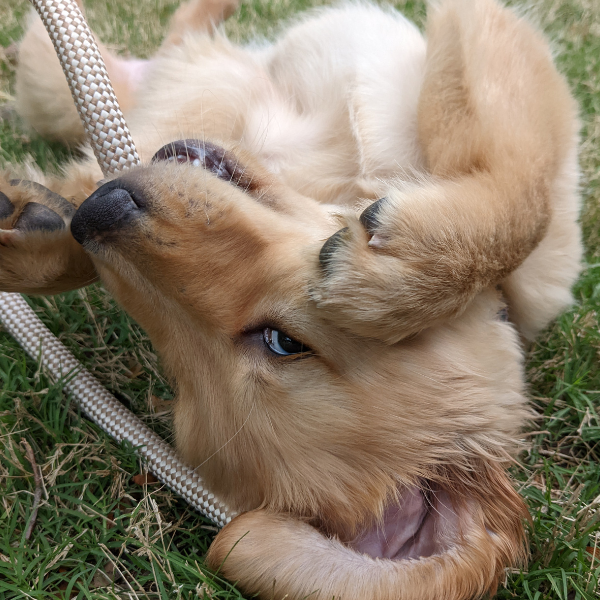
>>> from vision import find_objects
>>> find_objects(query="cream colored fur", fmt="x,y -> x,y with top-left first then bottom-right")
0,1 -> 582,598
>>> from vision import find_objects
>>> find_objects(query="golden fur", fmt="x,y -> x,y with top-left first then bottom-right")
0,0 -> 582,598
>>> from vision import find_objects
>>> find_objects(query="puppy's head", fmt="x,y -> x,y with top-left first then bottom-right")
67,139 -> 528,583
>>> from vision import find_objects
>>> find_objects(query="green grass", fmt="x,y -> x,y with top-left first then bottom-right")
1,0 -> 599,597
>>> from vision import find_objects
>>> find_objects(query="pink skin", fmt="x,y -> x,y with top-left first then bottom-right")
349,486 -> 458,560
119,58 -> 149,89
106,55 -> 150,96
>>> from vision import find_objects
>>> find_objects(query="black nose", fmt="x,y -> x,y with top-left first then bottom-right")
71,179 -> 144,244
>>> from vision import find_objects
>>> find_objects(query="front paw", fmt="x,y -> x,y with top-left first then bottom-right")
0,179 -> 97,294
314,196 -> 476,343
1,179 -> 75,237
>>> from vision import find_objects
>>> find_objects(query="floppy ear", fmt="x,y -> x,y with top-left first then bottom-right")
0,178 -> 97,294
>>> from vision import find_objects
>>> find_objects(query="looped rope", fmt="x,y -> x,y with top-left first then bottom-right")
0,0 -> 235,528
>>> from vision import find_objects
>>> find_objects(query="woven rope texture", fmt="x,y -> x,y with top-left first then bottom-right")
30,0 -> 140,176
0,292 -> 234,528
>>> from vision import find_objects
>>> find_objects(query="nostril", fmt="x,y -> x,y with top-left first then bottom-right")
71,183 -> 142,244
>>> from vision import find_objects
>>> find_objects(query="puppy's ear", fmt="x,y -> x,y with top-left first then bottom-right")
442,458 -> 530,591
0,179 -> 97,294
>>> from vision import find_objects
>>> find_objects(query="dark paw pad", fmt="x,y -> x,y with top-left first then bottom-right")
14,202 -> 65,233
0,191 -> 14,221
359,197 -> 387,236
319,227 -> 350,275
10,179 -> 75,219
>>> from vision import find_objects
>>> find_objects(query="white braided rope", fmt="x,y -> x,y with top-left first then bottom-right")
30,0 -> 140,176
0,0 -> 236,528
0,292 -> 233,527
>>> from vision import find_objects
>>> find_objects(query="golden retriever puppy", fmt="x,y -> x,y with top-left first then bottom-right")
0,0 -> 582,598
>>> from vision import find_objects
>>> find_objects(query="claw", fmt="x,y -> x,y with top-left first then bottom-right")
359,197 -> 387,236
319,227 -> 350,275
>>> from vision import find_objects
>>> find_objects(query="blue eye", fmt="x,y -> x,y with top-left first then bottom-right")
263,327 -> 310,356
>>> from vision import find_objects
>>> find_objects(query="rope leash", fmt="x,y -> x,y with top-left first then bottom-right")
0,0 -> 234,528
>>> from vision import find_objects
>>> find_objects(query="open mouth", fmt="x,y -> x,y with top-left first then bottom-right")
152,139 -> 257,192
152,139 -> 235,181
152,139 -> 238,181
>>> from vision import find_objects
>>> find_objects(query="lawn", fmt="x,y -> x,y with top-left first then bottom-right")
0,0 -> 599,598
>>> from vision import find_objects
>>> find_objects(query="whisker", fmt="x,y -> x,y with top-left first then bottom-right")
193,402 -> 256,470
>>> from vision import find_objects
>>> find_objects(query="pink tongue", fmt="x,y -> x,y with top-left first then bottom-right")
349,486 -> 447,560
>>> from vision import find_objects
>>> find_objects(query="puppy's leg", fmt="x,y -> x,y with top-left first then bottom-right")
0,158 -> 100,294
161,0 -> 241,47
500,142 -> 582,339
315,0 -> 581,343
15,6 -> 146,145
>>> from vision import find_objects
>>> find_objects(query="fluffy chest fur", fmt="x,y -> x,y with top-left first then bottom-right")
128,4 -> 426,205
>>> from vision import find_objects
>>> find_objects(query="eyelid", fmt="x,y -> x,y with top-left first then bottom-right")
264,327 -> 312,356
240,317 -> 315,354
241,317 -> 287,336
